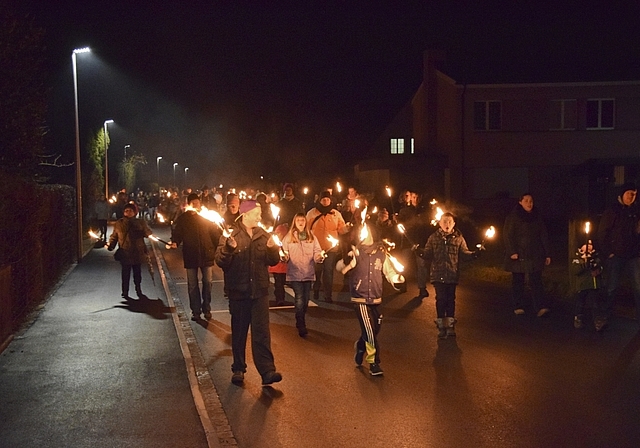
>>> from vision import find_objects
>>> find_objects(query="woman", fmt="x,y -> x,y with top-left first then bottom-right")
282,213 -> 324,336
503,193 -> 552,316
107,202 -> 153,299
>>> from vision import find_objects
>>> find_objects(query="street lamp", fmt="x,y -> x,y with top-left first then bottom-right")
156,156 -> 162,189
103,119 -> 114,200
184,167 -> 189,187
173,162 -> 178,186
73,46 -> 90,262
124,144 -> 130,159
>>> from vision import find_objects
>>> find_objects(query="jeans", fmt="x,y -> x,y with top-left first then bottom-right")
290,281 -> 312,327
186,266 -> 213,315
433,282 -> 457,317
273,272 -> 286,303
511,271 -> 547,311
228,295 -> 276,376
314,251 -> 338,299
599,256 -> 640,318
121,263 -> 142,296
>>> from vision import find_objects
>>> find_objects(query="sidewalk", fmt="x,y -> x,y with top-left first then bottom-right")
0,238 -> 211,448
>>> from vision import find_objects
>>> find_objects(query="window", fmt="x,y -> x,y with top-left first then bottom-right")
549,99 -> 577,130
410,138 -> 414,154
474,101 -> 501,130
390,138 -> 405,154
586,99 -> 615,129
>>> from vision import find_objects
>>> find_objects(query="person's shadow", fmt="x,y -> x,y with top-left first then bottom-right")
115,295 -> 173,320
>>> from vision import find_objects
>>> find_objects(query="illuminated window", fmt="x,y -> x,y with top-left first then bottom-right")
586,99 -> 614,129
474,101 -> 501,130
549,99 -> 577,130
410,138 -> 414,154
390,138 -> 405,154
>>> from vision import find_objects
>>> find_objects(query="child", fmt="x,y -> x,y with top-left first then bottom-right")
420,212 -> 476,339
571,240 -> 604,330
337,220 -> 404,376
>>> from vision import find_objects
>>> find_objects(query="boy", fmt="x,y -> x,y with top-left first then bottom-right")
571,241 -> 604,330
420,212 -> 476,339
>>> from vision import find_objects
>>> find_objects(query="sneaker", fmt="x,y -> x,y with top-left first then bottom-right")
537,308 -> 550,318
514,308 -> 525,315
298,327 -> 308,337
369,363 -> 384,376
231,371 -> 244,385
354,341 -> 365,366
203,311 -> 212,320
261,371 -> 283,386
573,315 -> 584,329
414,288 -> 429,300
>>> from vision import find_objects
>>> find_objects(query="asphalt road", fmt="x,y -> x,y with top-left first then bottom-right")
155,225 -> 640,448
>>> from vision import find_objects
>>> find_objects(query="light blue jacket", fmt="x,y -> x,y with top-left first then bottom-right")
283,234 -> 322,282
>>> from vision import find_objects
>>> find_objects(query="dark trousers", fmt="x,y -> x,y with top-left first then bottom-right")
511,271 -> 547,311
433,282 -> 457,318
599,256 -> 640,319
121,263 -> 142,296
273,272 -> 286,303
355,303 -> 381,365
574,289 -> 601,317
314,251 -> 338,299
228,295 -> 276,376
97,219 -> 108,240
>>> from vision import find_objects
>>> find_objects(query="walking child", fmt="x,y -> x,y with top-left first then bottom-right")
571,240 -> 604,330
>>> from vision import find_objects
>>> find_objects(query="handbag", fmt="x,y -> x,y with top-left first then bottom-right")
114,247 -> 124,262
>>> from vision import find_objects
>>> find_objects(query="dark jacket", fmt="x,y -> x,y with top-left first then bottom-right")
570,249 -> 603,292
215,222 -> 280,299
503,205 -> 551,273
108,217 -> 152,265
596,198 -> 640,259
171,210 -> 221,269
422,228 -> 474,284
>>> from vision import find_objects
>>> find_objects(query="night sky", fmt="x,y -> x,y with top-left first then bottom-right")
13,0 -> 640,190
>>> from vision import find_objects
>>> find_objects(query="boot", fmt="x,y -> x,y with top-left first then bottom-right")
445,317 -> 457,338
435,318 -> 447,339
135,284 -> 144,299
415,288 -> 429,300
296,316 -> 308,337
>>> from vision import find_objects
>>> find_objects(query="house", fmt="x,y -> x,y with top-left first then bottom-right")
359,50 -> 640,224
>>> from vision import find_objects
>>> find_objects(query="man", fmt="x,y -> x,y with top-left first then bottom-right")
276,183 -> 304,228
170,193 -> 221,321
224,193 -> 240,223
306,190 -> 348,302
596,182 -> 640,329
215,200 -> 283,386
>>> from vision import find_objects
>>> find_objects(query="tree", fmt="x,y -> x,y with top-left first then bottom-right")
0,5 -> 48,178
119,154 -> 147,192
86,127 -> 108,201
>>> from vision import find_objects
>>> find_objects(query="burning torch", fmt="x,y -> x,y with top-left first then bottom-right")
476,226 -> 496,251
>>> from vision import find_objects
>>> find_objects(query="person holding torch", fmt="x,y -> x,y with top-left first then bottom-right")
215,200 -> 283,386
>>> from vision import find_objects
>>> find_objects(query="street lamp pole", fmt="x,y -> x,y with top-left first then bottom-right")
184,167 -> 189,187
156,156 -> 162,190
103,119 -> 114,200
173,163 -> 178,187
73,47 -> 90,262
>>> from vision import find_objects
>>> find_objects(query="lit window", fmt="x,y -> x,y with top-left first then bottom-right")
549,99 -> 577,130
390,138 -> 404,154
410,138 -> 414,154
474,101 -> 501,130
586,99 -> 615,129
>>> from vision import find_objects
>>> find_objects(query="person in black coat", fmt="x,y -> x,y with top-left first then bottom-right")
170,193 -> 221,321
215,200 -> 282,386
503,193 -> 551,316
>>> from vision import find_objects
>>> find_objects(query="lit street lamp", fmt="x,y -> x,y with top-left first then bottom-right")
103,119 -> 114,200
72,46 -> 90,262
173,162 -> 178,186
184,167 -> 189,187
156,156 -> 162,189
124,144 -> 130,159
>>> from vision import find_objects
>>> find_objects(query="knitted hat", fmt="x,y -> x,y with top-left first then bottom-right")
283,183 -> 294,193
239,200 -> 260,215
187,193 -> 200,204
619,182 -> 637,196
123,202 -> 138,214
319,190 -> 332,199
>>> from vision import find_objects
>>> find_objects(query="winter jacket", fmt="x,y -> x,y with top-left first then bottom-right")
570,250 -> 603,292
422,228 -> 474,284
337,243 -> 404,305
170,210 -> 221,269
503,205 -> 551,273
108,217 -> 152,265
596,198 -> 640,259
282,233 -> 322,282
215,222 -> 280,300
306,207 -> 346,251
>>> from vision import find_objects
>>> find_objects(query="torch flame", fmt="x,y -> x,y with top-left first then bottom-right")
149,235 -> 159,242
430,198 -> 437,205
270,203 -> 280,222
485,226 -> 496,239
88,230 -> 100,239
371,206 -> 378,214
336,182 -> 342,193
431,207 -> 444,226
303,187 -> 309,195
386,186 -> 392,197
258,222 -> 274,233
157,213 -> 165,223
382,238 -> 396,250
584,221 -> 591,234
388,254 -> 404,273
360,223 -> 369,241
271,234 -> 283,247
397,223 -> 406,234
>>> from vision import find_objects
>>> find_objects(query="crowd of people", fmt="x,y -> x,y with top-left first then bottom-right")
102,179 -> 640,383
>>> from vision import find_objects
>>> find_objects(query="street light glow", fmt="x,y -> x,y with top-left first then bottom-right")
73,47 -> 91,54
